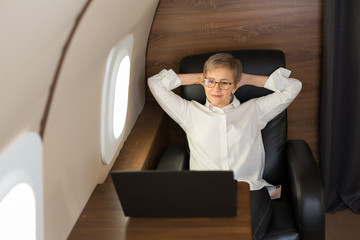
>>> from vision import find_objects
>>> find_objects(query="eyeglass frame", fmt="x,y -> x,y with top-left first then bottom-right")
204,78 -> 235,90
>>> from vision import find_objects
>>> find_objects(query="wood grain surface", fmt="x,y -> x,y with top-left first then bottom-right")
68,179 -> 252,240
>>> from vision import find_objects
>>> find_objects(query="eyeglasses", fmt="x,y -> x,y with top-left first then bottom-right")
204,78 -> 234,90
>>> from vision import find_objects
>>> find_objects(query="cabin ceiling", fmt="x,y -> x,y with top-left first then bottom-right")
0,0 -> 88,150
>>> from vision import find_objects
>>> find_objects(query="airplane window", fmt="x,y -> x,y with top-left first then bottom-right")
0,132 -> 43,240
0,183 -> 36,240
101,34 -> 134,165
113,55 -> 130,139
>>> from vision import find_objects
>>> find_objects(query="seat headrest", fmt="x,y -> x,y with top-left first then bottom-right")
180,49 -> 286,104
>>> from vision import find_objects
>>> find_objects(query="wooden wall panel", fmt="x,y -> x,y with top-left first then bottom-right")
146,0 -> 323,162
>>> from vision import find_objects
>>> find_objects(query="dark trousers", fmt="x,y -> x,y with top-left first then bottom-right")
250,187 -> 272,240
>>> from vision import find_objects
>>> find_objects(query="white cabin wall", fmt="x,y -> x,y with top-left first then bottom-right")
42,0 -> 159,239
0,0 -> 159,239
0,0 -> 87,151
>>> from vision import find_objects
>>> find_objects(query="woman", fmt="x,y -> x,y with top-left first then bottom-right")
148,53 -> 302,240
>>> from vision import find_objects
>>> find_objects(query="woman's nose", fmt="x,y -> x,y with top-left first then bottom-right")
213,82 -> 221,90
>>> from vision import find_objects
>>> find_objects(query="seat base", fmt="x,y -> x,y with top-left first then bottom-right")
264,186 -> 299,240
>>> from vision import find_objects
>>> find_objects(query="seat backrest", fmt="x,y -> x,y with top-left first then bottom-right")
179,49 -> 288,185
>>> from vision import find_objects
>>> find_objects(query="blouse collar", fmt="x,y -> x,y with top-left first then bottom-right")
205,94 -> 240,112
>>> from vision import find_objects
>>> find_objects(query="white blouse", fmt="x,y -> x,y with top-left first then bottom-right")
148,68 -> 302,192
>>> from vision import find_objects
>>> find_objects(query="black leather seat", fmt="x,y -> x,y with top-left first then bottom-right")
156,49 -> 325,240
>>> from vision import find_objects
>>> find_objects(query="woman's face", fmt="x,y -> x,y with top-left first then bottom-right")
203,67 -> 238,108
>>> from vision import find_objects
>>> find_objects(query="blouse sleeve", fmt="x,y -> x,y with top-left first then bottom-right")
256,67 -> 302,129
147,69 -> 189,128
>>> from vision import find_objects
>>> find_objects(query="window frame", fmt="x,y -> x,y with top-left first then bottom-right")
0,132 -> 44,240
101,33 -> 134,165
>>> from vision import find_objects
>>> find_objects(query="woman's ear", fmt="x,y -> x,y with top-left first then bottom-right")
232,81 -> 241,93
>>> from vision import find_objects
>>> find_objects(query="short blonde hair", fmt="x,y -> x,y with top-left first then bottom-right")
203,53 -> 243,85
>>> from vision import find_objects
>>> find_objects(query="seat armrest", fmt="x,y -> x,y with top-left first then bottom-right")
156,145 -> 189,170
286,140 -> 325,240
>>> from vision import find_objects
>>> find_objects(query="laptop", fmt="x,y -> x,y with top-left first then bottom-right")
111,170 -> 237,217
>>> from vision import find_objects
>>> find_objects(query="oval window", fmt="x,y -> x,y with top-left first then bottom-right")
0,183 -> 36,240
101,34 -> 134,165
0,132 -> 43,239
113,55 -> 130,139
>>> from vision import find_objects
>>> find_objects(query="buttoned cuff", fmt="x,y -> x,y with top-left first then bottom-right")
161,69 -> 181,90
264,67 -> 291,92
